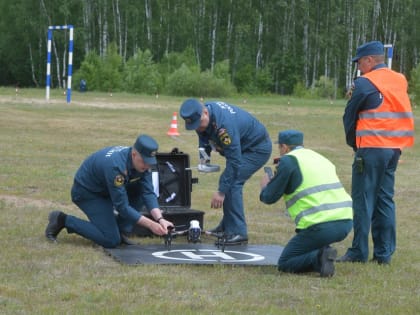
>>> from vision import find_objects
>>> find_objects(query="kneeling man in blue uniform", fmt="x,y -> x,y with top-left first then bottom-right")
260,130 -> 353,277
45,134 -> 174,248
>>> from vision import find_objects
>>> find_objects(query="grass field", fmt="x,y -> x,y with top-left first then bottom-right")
0,87 -> 419,314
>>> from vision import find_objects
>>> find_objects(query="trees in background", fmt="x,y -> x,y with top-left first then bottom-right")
1,0 -> 420,98
73,45 -> 236,97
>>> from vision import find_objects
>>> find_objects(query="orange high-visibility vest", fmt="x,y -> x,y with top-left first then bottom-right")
356,68 -> 414,149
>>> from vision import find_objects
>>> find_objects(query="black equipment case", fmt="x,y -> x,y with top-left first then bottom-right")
132,148 -> 204,236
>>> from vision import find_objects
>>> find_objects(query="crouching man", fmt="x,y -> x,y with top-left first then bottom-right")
260,130 -> 353,277
45,134 -> 174,248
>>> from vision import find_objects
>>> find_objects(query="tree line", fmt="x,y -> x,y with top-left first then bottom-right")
1,0 -> 419,98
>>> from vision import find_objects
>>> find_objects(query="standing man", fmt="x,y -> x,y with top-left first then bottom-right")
339,41 -> 414,264
180,99 -> 272,245
45,134 -> 174,248
260,130 -> 353,277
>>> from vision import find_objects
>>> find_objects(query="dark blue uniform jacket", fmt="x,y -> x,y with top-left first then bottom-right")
259,154 -> 302,204
197,101 -> 268,193
74,146 -> 159,224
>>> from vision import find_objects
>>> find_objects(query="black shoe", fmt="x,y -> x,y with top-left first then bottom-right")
45,210 -> 66,242
370,257 -> 390,265
319,247 -> 337,278
215,234 -> 248,246
206,224 -> 224,234
336,254 -> 362,263
120,234 -> 137,246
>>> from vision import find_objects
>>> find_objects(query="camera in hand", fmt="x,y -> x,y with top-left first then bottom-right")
264,166 -> 273,179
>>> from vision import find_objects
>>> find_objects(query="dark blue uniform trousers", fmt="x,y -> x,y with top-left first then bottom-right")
220,139 -> 271,236
65,183 -> 143,248
278,220 -> 353,273
345,148 -> 400,263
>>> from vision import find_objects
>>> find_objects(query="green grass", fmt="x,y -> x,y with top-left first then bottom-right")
1,88 -> 419,314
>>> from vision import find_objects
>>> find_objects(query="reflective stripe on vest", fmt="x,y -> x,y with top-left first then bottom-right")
284,148 -> 353,229
356,68 -> 414,149
285,182 -> 344,209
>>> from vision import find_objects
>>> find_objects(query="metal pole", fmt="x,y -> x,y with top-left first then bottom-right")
46,29 -> 52,101
384,44 -> 393,69
67,26 -> 74,103
45,25 -> 74,103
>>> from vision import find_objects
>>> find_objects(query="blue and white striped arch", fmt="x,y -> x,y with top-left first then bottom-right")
46,25 -> 74,103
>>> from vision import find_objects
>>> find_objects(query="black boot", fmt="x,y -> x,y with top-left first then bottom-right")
319,246 -> 337,278
206,223 -> 224,235
45,210 -> 67,242
215,234 -> 248,246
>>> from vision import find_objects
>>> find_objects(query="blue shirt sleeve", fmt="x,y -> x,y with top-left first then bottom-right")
103,164 -> 142,224
343,64 -> 386,150
343,78 -> 366,150
259,155 -> 302,204
216,117 -> 242,193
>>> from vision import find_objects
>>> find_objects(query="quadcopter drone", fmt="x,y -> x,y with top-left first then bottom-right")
163,220 -> 228,252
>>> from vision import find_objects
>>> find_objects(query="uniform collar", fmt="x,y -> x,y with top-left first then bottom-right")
373,63 -> 387,70
127,148 -> 138,177
291,145 -> 304,151
197,104 -> 214,135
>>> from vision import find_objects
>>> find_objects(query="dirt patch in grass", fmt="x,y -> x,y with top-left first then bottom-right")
0,94 -> 167,110
0,194 -> 74,211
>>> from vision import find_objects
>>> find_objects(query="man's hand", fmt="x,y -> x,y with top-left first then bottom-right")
211,191 -> 225,208
260,173 -> 271,189
158,218 -> 174,233
149,222 -> 167,236
138,215 -> 173,236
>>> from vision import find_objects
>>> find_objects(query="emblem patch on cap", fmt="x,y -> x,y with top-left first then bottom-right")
218,128 -> 231,146
150,151 -> 157,157
114,174 -> 125,187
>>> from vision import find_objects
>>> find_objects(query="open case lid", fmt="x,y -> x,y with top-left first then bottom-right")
152,148 -> 198,209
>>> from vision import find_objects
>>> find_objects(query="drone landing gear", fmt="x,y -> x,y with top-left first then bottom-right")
206,231 -> 227,252
163,227 -> 228,252
164,226 -> 179,251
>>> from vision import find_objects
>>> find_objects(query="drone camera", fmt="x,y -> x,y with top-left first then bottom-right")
188,220 -> 201,243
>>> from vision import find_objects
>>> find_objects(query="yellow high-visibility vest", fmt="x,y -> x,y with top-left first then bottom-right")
284,148 -> 353,229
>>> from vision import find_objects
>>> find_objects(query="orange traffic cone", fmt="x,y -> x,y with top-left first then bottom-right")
167,112 -> 180,136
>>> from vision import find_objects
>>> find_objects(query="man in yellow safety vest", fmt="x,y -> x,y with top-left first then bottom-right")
260,130 -> 353,277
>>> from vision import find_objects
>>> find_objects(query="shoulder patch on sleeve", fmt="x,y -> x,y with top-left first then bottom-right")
218,128 -> 231,145
114,174 -> 125,187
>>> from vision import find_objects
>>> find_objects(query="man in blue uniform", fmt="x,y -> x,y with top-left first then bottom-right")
260,130 -> 353,277
179,98 -> 272,245
45,134 -> 174,248
338,41 -> 414,264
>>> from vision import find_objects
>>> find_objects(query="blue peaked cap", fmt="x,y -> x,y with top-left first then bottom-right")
179,99 -> 203,130
276,129 -> 304,145
352,41 -> 384,62
134,134 -> 158,165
